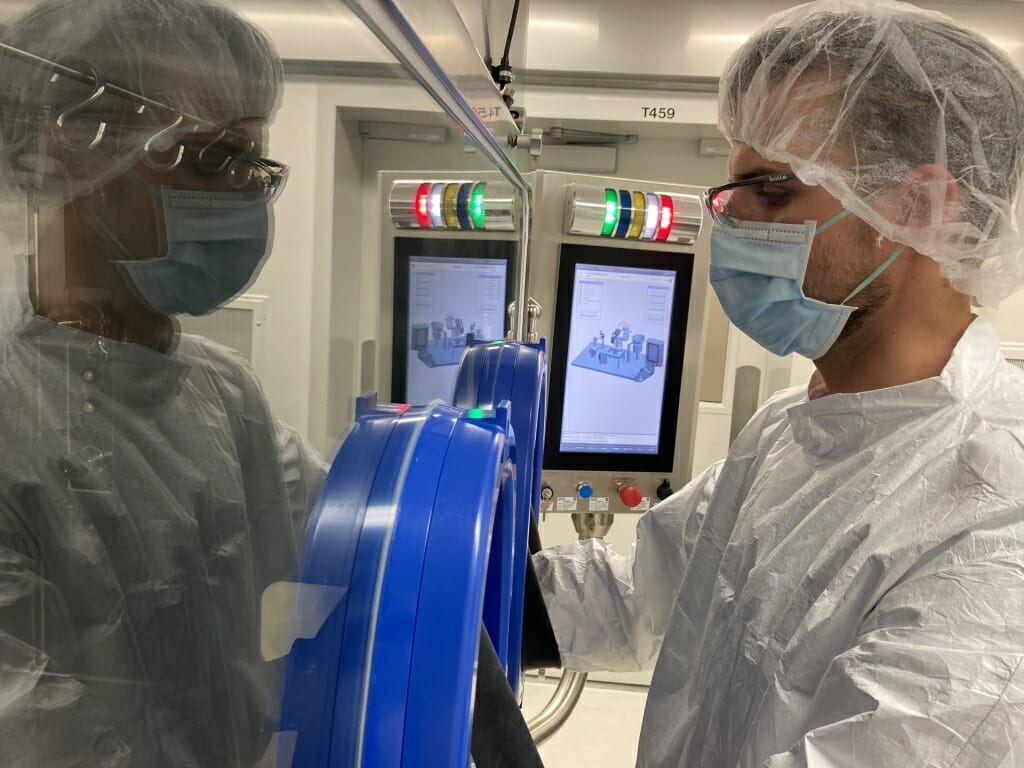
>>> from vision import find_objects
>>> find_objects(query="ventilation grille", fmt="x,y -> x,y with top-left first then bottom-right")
1001,342 -> 1024,373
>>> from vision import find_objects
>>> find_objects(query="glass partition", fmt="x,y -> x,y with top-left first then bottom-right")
0,0 -> 525,764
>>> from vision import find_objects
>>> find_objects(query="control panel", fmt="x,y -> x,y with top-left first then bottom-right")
539,473 -> 676,515
525,170 -> 710,515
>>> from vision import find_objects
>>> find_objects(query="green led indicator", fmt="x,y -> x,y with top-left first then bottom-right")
470,183 -> 487,229
601,188 -> 618,237
467,407 -> 485,419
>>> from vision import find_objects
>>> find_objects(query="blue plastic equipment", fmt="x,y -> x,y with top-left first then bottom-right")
277,395 -> 514,767
452,340 -> 547,699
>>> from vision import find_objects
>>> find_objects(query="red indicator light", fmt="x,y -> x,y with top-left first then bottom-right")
414,183 -> 431,228
397,403 -> 411,414
656,195 -> 675,241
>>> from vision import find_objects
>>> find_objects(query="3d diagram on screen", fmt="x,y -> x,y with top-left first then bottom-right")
410,313 -> 482,367
571,321 -> 666,382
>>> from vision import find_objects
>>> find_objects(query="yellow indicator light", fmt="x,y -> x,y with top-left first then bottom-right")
628,191 -> 646,239
443,183 -> 460,229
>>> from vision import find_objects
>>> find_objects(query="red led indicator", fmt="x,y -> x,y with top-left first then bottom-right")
656,195 -> 674,241
414,183 -> 431,228
396,403 -> 411,414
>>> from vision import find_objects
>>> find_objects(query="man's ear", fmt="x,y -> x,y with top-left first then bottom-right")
897,164 -> 958,230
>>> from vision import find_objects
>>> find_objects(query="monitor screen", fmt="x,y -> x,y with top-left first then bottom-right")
392,238 -> 514,405
545,244 -> 693,472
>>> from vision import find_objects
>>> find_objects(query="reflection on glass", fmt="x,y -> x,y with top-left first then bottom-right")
0,1 -> 326,765
0,0 -> 529,763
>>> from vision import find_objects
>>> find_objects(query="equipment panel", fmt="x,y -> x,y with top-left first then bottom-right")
526,170 -> 710,515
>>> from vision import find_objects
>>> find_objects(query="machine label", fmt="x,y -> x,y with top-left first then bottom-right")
589,496 -> 610,512
475,105 -> 506,120
636,496 -> 652,511
556,496 -> 578,512
642,106 -> 677,120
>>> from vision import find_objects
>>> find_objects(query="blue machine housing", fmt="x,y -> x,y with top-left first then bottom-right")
278,396 -> 514,767
452,340 -> 548,697
276,340 -> 547,766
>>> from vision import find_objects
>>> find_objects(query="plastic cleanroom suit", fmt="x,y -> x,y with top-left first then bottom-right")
536,318 -> 1024,767
0,0 -> 331,763
0,290 -> 327,767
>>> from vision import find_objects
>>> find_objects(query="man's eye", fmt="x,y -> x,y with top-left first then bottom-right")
757,184 -> 793,207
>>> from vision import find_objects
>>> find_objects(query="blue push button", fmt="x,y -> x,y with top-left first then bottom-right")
576,482 -> 594,500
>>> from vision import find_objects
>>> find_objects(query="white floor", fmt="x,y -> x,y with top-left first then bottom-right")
521,677 -> 648,768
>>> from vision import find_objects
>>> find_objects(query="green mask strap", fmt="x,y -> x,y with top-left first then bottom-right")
842,246 -> 905,306
125,168 -> 159,197
82,169 -> 164,261
815,207 -> 854,234
816,187 -> 885,235
813,190 -> 902,306
82,204 -> 134,262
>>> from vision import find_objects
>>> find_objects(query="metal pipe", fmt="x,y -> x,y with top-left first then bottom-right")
526,670 -> 589,747
341,0 -> 530,340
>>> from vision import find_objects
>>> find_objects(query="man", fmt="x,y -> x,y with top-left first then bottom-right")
536,1 -> 1024,766
0,1 -> 326,765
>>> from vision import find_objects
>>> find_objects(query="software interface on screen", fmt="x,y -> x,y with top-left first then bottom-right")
559,263 -> 676,455
406,256 -> 507,405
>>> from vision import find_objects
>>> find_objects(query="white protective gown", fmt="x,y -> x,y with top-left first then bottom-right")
535,318 -> 1024,767
0,294 -> 327,767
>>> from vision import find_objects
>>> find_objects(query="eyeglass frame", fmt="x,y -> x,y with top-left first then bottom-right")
702,171 -> 798,225
151,140 -> 291,203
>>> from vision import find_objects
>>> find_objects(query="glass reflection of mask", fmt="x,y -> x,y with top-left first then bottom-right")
87,177 -> 271,317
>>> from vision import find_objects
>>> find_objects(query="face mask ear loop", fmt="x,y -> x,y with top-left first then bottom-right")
815,187 -> 885,235
815,207 -> 854,234
842,246 -> 906,305
82,204 -> 135,261
124,168 -> 160,198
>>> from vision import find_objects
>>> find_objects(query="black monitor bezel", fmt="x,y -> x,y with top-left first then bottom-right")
392,236 -> 516,404
544,243 -> 694,473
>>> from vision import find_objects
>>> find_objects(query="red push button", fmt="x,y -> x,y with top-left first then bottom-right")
618,484 -> 643,509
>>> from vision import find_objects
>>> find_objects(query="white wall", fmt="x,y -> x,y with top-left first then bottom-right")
615,137 -> 728,187
248,83 -> 320,437
239,77 -> 452,456
979,292 -> 1024,346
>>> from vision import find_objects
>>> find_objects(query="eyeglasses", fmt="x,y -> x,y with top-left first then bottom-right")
703,171 -> 798,226
162,141 -> 290,203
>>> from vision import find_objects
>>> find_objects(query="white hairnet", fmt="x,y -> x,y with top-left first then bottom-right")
0,0 -> 283,204
719,0 -> 1024,306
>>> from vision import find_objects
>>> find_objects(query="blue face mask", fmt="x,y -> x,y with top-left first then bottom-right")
87,176 -> 271,317
709,209 -> 904,359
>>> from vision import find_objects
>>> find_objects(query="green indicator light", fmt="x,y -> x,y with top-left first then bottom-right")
470,183 -> 487,229
467,407 -> 485,419
601,188 -> 618,237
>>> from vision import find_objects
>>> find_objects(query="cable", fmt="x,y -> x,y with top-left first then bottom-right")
500,0 -> 521,67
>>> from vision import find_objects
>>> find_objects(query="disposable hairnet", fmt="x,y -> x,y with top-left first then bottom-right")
0,0 -> 283,204
719,0 -> 1024,306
